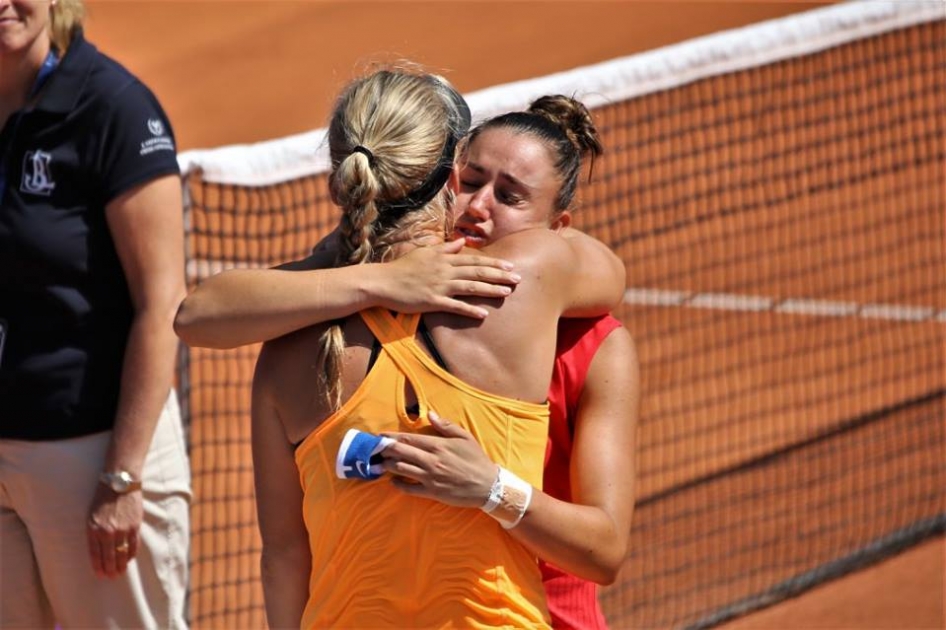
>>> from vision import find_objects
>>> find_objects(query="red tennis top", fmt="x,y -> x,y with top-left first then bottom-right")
542,314 -> 623,630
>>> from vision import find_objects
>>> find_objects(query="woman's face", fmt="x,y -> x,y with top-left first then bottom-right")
0,0 -> 51,57
453,127 -> 564,248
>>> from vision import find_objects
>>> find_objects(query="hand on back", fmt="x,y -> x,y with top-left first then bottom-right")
374,238 -> 522,319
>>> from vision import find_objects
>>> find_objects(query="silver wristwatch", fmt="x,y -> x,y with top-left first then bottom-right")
99,470 -> 142,494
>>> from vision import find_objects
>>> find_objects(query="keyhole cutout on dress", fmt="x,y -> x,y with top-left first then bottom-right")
403,379 -> 421,421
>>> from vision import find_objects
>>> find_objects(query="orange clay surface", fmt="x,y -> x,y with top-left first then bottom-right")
85,0 -> 839,151
83,2 -> 943,628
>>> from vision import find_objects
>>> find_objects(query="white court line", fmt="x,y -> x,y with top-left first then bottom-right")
624,288 -> 946,324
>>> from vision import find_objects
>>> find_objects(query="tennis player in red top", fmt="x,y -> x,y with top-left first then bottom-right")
380,97 -> 637,629
175,95 -> 638,629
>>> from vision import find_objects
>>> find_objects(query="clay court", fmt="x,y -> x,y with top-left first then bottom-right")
83,1 -> 944,628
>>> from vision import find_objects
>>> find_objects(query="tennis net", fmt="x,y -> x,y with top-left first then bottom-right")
176,2 -> 945,627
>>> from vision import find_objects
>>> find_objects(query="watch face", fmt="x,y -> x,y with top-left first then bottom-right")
113,474 -> 132,492
101,471 -> 140,493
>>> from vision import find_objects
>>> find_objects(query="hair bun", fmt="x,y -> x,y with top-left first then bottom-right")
528,95 -> 603,158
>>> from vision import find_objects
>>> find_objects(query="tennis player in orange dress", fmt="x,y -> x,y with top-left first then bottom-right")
248,68 -> 625,628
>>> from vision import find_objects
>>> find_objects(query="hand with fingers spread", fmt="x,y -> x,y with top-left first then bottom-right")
86,485 -> 144,579
381,411 -> 499,508
378,239 -> 521,320
175,238 -> 521,350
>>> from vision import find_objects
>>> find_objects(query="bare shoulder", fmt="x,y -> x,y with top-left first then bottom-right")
475,229 -> 574,286
477,229 -> 571,265
255,323 -> 331,403
584,324 -> 639,400
598,325 -> 637,364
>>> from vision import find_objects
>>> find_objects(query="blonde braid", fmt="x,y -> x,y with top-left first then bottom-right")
316,67 -> 469,409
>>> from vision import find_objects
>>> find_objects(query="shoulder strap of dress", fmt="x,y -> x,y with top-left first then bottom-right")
358,308 -> 430,420
359,308 -> 419,344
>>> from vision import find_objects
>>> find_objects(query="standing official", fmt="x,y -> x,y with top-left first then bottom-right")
0,1 -> 190,627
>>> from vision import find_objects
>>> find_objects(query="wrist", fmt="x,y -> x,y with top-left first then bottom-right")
99,470 -> 142,494
480,466 -> 533,529
360,263 -> 394,310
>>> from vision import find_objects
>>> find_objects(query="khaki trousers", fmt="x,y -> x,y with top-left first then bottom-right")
0,392 -> 191,629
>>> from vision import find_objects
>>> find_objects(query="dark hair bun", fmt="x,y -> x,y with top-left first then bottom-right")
528,95 -> 603,158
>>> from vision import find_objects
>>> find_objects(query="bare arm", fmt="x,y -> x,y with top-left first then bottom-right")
510,327 -> 637,582
86,175 -> 186,578
557,227 -> 626,317
381,326 -> 639,584
174,239 -> 521,349
252,346 -> 311,629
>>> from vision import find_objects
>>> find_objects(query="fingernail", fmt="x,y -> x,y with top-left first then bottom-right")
510,274 -> 521,283
501,260 -> 514,270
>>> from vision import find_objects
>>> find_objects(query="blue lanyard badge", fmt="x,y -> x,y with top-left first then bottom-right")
30,50 -> 60,99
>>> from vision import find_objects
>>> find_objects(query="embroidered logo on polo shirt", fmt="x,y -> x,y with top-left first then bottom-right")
140,118 -> 174,156
147,118 -> 165,136
20,150 -> 56,196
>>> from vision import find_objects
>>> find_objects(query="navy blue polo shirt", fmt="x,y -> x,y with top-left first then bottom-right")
0,31 -> 181,440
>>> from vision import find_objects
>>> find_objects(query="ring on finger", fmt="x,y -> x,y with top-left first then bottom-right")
116,541 -> 130,553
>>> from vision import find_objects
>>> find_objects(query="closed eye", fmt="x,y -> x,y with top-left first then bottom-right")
497,189 -> 523,205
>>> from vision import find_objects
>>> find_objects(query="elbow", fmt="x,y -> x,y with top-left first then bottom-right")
173,297 -> 229,350
593,559 -> 623,586
172,299 -> 199,346
585,550 -> 624,586
589,536 -> 630,586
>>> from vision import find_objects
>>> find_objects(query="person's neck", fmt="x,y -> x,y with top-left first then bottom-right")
0,36 -> 52,125
389,232 -> 444,259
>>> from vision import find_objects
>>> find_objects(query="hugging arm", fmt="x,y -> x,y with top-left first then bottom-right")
251,346 -> 310,629
174,239 -> 520,350
520,326 -> 638,582
382,326 -> 639,584
557,227 -> 626,317
482,228 -> 625,318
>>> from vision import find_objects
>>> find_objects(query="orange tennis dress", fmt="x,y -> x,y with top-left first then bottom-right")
295,308 -> 551,629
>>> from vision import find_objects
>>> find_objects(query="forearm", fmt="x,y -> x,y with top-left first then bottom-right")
504,489 -> 627,584
103,308 -> 181,476
509,326 -> 637,583
261,547 -> 310,629
382,412 -> 630,584
175,265 -> 386,349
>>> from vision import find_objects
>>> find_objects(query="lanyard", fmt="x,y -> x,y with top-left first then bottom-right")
30,49 -> 60,98
1,50 -> 60,201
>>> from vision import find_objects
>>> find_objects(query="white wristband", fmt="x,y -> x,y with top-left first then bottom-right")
480,466 -> 533,529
